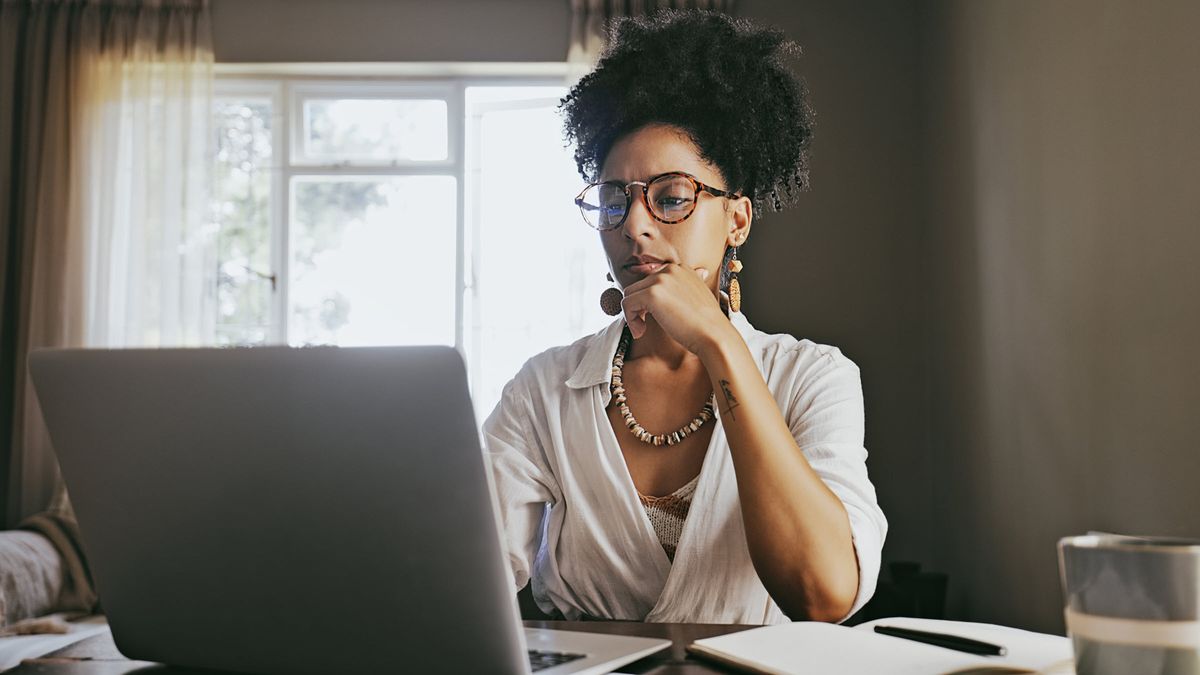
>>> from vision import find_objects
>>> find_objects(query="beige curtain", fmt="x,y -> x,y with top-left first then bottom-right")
567,0 -> 738,78
0,0 -> 214,526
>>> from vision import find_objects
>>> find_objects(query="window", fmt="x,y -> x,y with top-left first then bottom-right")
211,73 -> 613,419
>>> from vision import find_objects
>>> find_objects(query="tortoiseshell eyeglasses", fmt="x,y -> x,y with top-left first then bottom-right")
575,171 -> 741,231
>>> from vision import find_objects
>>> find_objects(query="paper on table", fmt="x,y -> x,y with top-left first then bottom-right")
0,616 -> 110,671
688,616 -> 1074,675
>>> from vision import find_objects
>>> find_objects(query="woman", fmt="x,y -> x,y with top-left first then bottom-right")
482,10 -> 887,625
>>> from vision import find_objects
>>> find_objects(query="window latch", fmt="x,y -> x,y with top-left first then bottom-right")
243,266 -> 278,292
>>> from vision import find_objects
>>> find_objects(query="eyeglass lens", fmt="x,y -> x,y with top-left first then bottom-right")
579,174 -> 697,230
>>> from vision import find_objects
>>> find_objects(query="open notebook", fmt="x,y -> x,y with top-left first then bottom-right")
687,617 -> 1075,675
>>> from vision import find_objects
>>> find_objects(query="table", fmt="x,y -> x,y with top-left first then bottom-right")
8,620 -> 755,674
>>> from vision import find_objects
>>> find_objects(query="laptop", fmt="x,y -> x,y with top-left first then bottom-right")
29,345 -> 670,675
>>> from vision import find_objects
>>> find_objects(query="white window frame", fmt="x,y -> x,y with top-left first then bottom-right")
213,64 -> 571,354
462,94 -> 569,396
287,81 -> 459,168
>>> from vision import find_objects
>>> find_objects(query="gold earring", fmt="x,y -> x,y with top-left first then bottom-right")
727,248 -> 743,313
600,272 -> 623,316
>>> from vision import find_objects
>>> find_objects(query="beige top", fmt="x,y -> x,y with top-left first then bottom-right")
638,474 -> 701,563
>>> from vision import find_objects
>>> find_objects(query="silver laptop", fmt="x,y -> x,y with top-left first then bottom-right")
29,346 -> 669,675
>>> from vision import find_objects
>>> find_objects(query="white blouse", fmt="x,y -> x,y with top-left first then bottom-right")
482,311 -> 887,625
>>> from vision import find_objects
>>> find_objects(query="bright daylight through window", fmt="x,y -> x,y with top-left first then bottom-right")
211,77 -> 612,418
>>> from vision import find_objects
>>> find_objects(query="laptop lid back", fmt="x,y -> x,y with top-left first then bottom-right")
29,346 -> 529,675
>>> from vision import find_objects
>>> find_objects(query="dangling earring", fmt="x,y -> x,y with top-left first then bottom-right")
600,272 -> 623,316
727,248 -> 744,313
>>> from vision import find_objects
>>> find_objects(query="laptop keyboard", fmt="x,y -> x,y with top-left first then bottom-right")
528,649 -> 587,671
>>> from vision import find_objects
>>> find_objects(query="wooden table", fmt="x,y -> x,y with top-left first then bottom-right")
9,620 -> 754,674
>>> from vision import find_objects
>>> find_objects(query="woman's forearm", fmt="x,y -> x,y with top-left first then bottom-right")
697,329 -> 859,622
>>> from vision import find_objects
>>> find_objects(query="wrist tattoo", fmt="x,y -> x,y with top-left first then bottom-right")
718,379 -> 740,420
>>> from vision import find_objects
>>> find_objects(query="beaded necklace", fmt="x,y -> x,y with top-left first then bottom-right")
610,327 -> 715,447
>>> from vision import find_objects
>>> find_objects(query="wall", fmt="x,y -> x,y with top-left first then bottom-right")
921,0 -> 1200,632
211,0 -> 569,62
736,0 -> 931,569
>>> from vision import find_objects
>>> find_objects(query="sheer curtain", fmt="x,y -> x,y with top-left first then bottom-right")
78,16 -> 216,348
1,0 -> 214,524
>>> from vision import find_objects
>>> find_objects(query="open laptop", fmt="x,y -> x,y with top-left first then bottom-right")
29,346 -> 669,675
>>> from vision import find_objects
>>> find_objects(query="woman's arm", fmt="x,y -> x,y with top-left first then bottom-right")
697,331 -> 863,622
620,264 -> 880,622
481,366 -> 560,593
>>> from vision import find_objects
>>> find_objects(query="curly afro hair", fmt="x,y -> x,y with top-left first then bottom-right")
559,9 -> 815,214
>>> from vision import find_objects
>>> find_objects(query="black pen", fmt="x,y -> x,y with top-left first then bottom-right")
873,625 -> 1008,656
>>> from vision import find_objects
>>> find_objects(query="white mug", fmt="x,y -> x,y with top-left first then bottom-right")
1059,534 -> 1200,675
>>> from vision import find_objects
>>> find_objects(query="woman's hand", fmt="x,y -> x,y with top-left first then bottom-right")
619,264 -> 737,355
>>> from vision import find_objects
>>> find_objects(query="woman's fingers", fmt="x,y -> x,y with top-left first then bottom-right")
620,264 -> 712,339
619,265 -> 671,338
621,289 -> 651,339
629,312 -> 647,339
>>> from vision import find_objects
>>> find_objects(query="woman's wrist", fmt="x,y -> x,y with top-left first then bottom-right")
694,322 -> 747,367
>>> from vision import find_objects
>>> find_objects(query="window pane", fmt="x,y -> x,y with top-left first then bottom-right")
465,87 -> 613,420
302,98 -> 448,162
213,98 -> 274,346
289,176 -> 456,346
